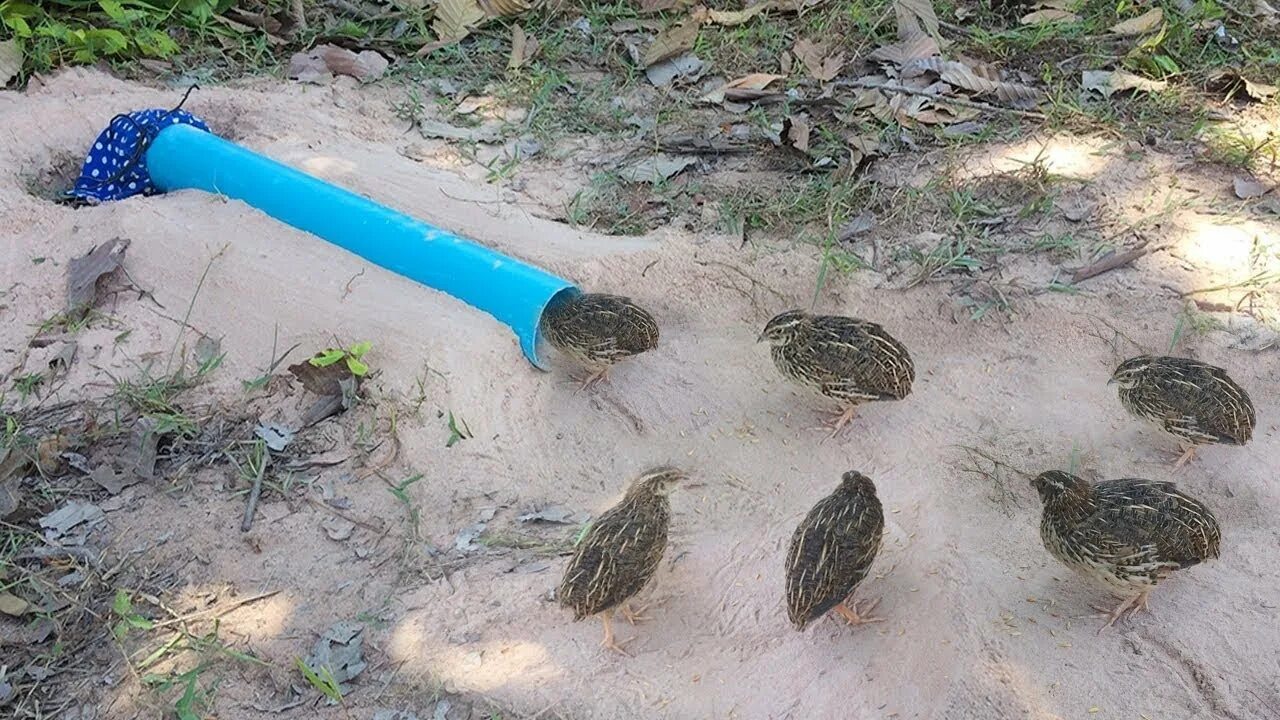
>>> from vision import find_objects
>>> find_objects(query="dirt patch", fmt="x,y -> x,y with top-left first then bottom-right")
2,69 -> 1279,720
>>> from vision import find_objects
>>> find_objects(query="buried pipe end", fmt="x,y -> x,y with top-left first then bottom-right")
522,286 -> 581,371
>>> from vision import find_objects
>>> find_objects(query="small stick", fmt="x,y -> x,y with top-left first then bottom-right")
1071,241 -> 1156,284
151,590 -> 281,630
241,446 -> 270,532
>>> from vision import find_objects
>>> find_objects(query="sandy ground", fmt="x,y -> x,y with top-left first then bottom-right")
2,70 -> 1279,719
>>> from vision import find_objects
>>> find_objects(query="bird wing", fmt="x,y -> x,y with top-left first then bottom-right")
559,500 -> 668,617
1092,479 -> 1221,568
785,493 -> 883,625
807,316 -> 914,398
1151,360 -> 1255,444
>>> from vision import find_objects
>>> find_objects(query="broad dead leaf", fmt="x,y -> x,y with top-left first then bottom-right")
905,57 -> 1044,108
508,25 -> 541,69
700,72 -> 785,103
707,5 -> 769,25
783,115 -> 811,153
1020,8 -> 1080,24
1081,69 -> 1167,97
478,0 -> 530,16
868,32 -> 939,65
894,0 -> 940,40
289,355 -> 356,396
616,155 -> 697,183
455,95 -> 498,114
644,17 -> 701,67
433,0 -> 485,42
0,39 -> 20,87
288,45 -> 389,83
645,52 -> 705,86
793,39 -> 844,82
67,238 -> 130,319
1109,7 -> 1162,35
640,0 -> 680,11
1234,176 -> 1270,199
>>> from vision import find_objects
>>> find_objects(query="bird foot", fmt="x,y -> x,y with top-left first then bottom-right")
600,612 -> 634,656
834,598 -> 883,626
576,368 -> 610,393
1171,445 -> 1197,471
620,601 -> 652,625
820,406 -> 859,440
1093,593 -> 1148,634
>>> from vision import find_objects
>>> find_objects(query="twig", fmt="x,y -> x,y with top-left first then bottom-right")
1070,241 -> 1159,283
241,445 -> 270,532
151,590 -> 281,630
304,495 -> 387,533
833,79 -> 1048,120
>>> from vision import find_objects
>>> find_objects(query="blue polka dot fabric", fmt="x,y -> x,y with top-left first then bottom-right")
70,108 -> 210,204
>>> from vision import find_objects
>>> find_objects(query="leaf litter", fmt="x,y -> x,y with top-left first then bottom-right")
66,237 -> 129,319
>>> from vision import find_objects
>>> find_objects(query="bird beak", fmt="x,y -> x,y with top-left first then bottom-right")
755,333 -> 765,343
1106,377 -> 1116,386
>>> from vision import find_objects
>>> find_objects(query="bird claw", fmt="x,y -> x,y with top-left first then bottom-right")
834,598 -> 883,626
620,601 -> 652,625
576,369 -> 609,393
1171,445 -> 1197,471
1093,593 -> 1149,634
819,406 -> 858,440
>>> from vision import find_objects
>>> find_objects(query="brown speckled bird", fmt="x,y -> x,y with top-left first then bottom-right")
1032,470 -> 1221,633
785,470 -> 885,630
558,466 -> 683,654
1110,355 -> 1255,469
540,293 -> 659,389
759,310 -> 914,436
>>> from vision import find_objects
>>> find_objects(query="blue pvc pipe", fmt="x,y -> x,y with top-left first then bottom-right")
145,123 -> 577,369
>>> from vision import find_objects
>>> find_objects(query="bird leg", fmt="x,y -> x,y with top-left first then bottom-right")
619,600 -> 652,625
833,598 -> 883,626
599,610 -> 633,656
1171,443 -> 1197,471
577,367 -> 610,392
824,405 -> 859,439
1095,593 -> 1144,634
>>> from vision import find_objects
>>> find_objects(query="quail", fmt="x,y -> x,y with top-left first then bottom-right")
1110,355 -> 1254,469
558,466 -> 683,654
785,470 -> 885,630
540,293 -> 659,389
1032,470 -> 1221,633
759,310 -> 914,436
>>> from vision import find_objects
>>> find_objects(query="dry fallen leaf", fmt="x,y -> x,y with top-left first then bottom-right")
433,0 -> 485,41
508,25 -> 541,69
783,115 -> 811,153
793,39 -> 844,82
616,155 -> 697,183
1234,176 -> 1270,200
645,52 -> 705,87
288,45 -> 389,83
455,95 -> 498,114
644,17 -> 701,67
707,5 -> 769,25
701,72 -> 785,103
478,0 -> 530,16
67,238 -> 130,319
1109,7 -> 1163,35
894,0 -> 940,40
1021,8 -> 1080,24
0,39 -> 21,87
1081,69 -> 1167,97
868,31 -> 939,65
905,57 -> 1044,108
639,0 -> 681,11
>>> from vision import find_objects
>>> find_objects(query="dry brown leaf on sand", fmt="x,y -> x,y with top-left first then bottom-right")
1109,7 -> 1163,35
67,238 -> 130,318
1234,176 -> 1271,200
478,0 -> 530,16
793,39 -> 844,81
639,0 -> 682,12
707,5 -> 770,25
905,57 -> 1045,108
644,17 -> 701,67
1081,69 -> 1167,97
433,0 -> 485,41
894,0 -> 940,40
508,25 -> 541,69
701,73 -> 785,103
1021,8 -> 1080,24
